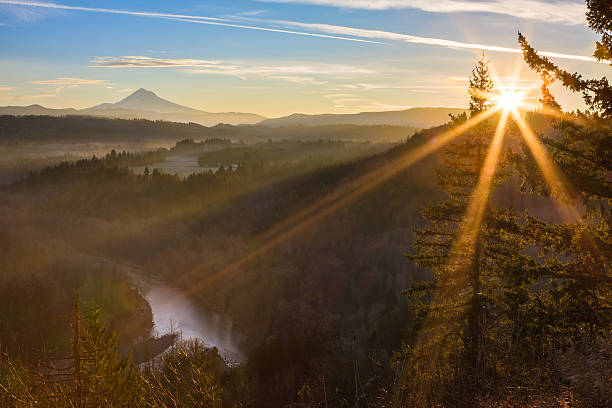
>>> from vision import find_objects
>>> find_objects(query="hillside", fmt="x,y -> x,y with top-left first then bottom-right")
0,115 -> 416,144
258,107 -> 467,128
0,104 -> 78,116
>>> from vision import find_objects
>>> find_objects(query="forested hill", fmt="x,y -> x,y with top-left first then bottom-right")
0,115 -> 211,142
0,115 -> 416,144
258,107 -> 467,127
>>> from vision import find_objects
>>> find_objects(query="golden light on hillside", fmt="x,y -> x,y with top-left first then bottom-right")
181,109 -> 499,296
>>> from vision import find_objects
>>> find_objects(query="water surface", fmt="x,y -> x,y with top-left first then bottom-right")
145,283 -> 245,364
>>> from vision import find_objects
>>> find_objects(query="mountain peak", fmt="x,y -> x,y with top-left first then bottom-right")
105,88 -> 198,113
120,88 -> 160,103
131,88 -> 156,97
75,89 -> 265,125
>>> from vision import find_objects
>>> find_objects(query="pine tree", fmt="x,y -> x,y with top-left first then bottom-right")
53,295 -> 144,407
518,0 -> 612,117
539,71 -> 560,111
516,0 -> 611,309
506,1 -> 612,403
468,54 -> 495,116
402,56 -> 525,405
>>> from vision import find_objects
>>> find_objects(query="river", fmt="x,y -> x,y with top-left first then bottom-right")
95,255 -> 245,365
144,282 -> 246,365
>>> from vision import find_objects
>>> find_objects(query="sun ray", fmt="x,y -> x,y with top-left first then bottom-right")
177,109 -> 500,296
406,109 -> 510,399
521,102 -> 590,129
428,108 -> 510,304
453,109 -> 510,255
510,109 -> 580,221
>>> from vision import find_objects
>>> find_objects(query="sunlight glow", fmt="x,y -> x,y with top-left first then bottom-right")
494,87 -> 526,111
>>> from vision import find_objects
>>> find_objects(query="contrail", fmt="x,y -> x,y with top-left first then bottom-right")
165,17 -> 381,43
238,17 -> 605,63
0,0 -> 227,21
1,0 -> 604,63
0,0 -> 380,43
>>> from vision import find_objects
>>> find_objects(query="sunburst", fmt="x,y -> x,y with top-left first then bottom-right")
494,87 -> 527,111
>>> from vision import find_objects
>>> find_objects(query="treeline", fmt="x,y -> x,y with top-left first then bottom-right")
197,139 -> 390,172
0,115 -> 210,143
205,123 -> 417,144
171,138 -> 232,155
103,149 -> 166,167
0,114 -> 415,145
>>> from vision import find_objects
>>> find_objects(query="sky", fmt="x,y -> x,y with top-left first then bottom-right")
0,0 -> 608,117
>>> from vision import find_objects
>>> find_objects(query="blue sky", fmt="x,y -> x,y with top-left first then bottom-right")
0,0 -> 607,117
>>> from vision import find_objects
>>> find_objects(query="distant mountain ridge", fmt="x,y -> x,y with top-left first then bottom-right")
0,104 -> 78,116
0,89 -> 465,128
257,107 -> 467,128
84,88 -> 201,113
0,89 -> 266,126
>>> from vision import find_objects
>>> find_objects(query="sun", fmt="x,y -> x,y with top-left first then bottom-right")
494,88 -> 525,111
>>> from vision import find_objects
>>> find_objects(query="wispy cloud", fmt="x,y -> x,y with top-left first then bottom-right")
91,56 -> 221,68
356,101 -> 414,111
92,56 -> 373,83
1,2 -> 46,22
29,77 -> 109,92
1,1 -> 601,63
235,10 -> 267,17
323,93 -> 368,108
268,75 -> 328,84
256,0 -> 587,25
0,93 -> 56,100
324,93 -> 358,98
30,77 -> 108,85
